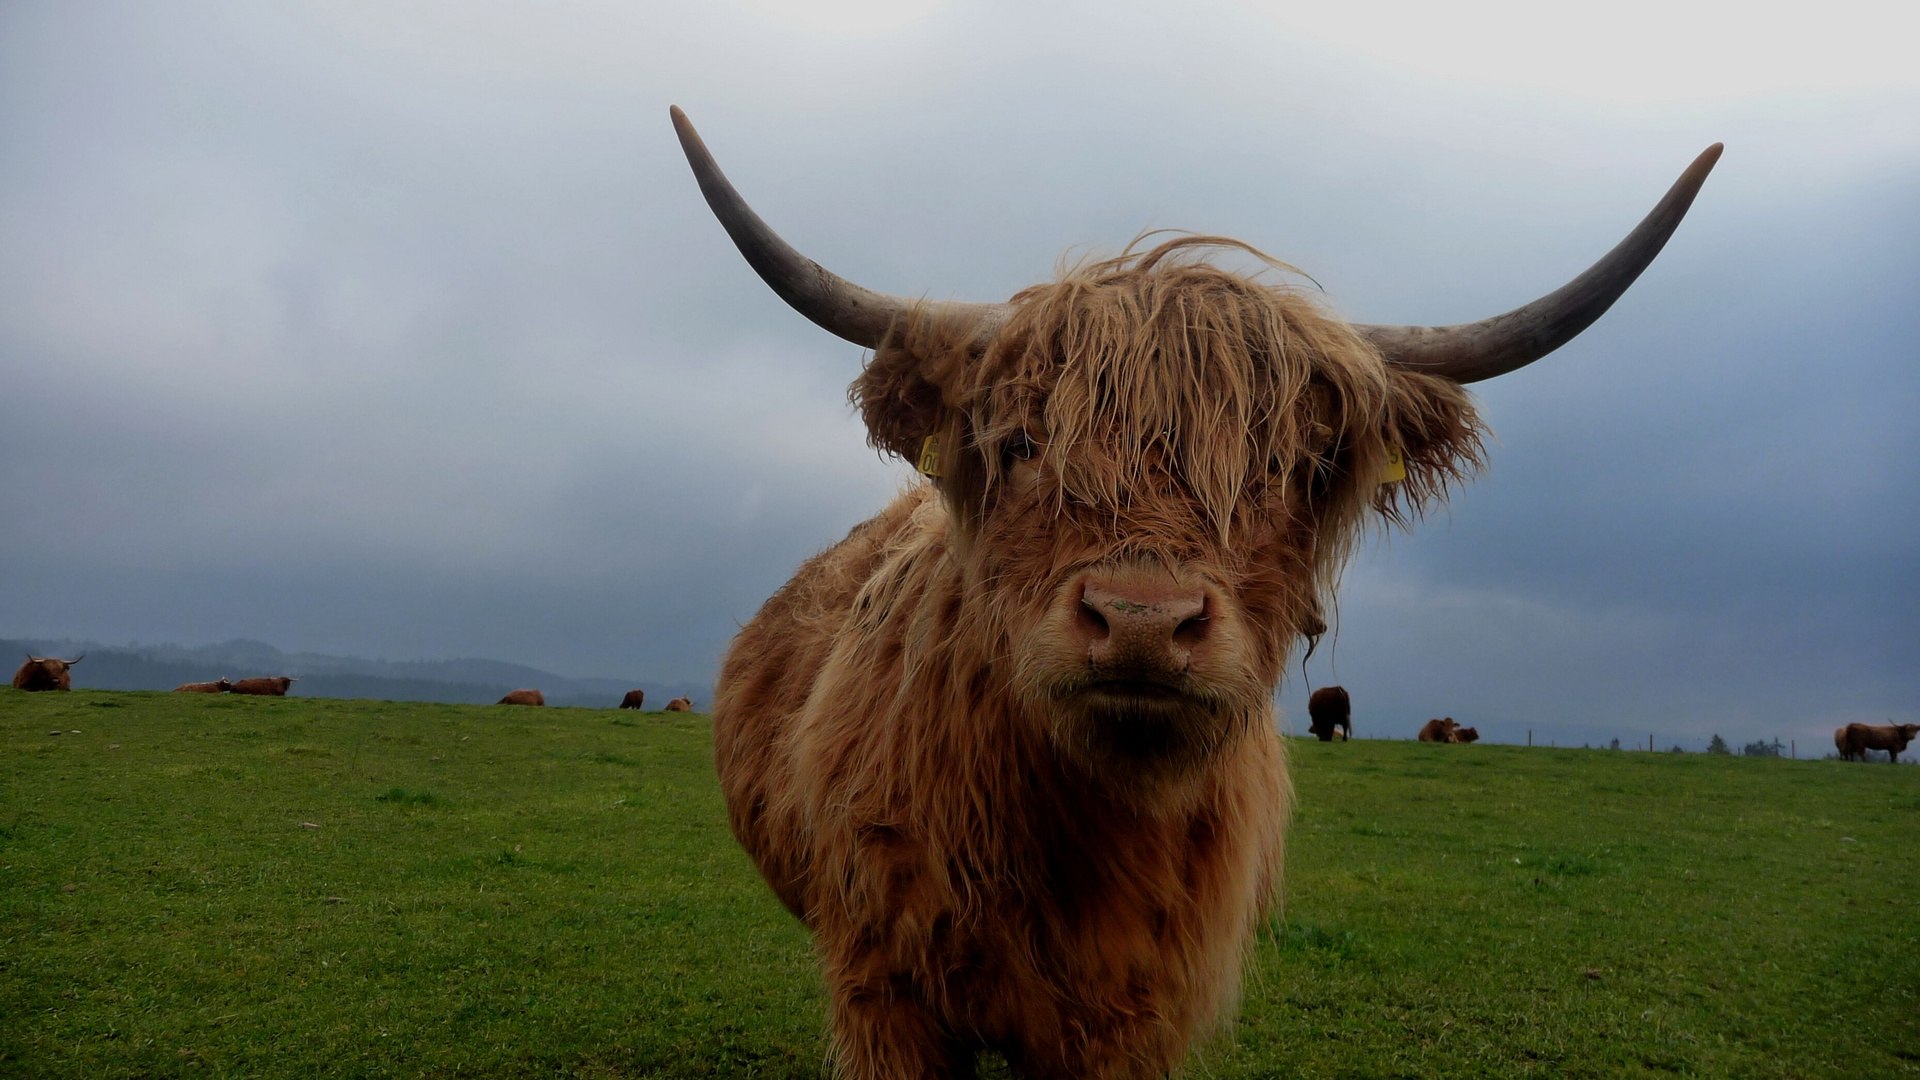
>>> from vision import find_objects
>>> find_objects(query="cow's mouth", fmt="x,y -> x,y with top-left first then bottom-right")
1080,679 -> 1190,704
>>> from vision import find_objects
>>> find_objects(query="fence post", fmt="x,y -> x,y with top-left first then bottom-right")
1791,740 -> 1795,759
1527,729 -> 1532,747
1649,734 -> 1654,752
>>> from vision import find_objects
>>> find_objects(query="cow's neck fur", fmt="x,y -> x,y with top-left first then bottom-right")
745,486 -> 1287,1070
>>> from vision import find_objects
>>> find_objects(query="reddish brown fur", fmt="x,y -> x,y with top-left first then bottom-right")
1834,726 -> 1854,761
664,696 -> 693,712
620,689 -> 646,709
174,679 -> 232,693
11,655 -> 80,692
1839,722 -> 1919,763
714,239 -> 1484,1078
498,688 -> 545,706
1306,685 -> 1352,741
1418,717 -> 1459,743
1450,726 -> 1480,744
230,676 -> 297,696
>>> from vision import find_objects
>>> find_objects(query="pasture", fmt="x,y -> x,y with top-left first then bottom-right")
3,689 -> 1914,1078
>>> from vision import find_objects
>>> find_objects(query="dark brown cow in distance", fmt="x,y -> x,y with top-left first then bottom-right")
174,679 -> 232,694
230,676 -> 298,696
1838,722 -> 1919,764
1418,717 -> 1459,743
498,689 -> 545,706
672,106 -> 1720,1079
12,654 -> 83,691
1306,686 -> 1351,741
1451,725 -> 1480,744
663,696 -> 693,712
619,689 -> 646,709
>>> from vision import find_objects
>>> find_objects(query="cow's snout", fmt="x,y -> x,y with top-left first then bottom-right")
1073,576 -> 1211,677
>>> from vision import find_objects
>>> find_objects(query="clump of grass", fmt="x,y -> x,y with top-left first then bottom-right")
374,787 -> 444,807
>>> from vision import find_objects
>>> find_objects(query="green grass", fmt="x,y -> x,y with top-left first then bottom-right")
3,690 -> 1915,1078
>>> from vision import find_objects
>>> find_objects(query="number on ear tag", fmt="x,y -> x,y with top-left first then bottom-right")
916,435 -> 942,478
1380,445 -> 1407,483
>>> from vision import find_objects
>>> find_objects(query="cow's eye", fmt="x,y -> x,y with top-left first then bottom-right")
1003,430 -> 1036,466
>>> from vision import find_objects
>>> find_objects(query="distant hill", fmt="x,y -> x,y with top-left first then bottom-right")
1,637 -> 704,710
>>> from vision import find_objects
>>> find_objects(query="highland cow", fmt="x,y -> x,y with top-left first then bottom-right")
620,689 -> 646,709
498,689 -> 545,706
664,696 -> 693,712
230,676 -> 297,696
1839,722 -> 1919,764
674,106 -> 1719,1079
174,679 -> 232,694
1306,685 -> 1352,741
1418,717 -> 1460,743
11,654 -> 82,692
1451,725 -> 1480,744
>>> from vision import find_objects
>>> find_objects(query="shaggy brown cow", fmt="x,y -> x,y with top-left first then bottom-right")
1307,685 -> 1352,741
230,676 -> 297,696
498,689 -> 545,706
675,107 -> 1719,1079
174,679 -> 232,693
1418,717 -> 1460,743
11,653 -> 83,691
620,689 -> 646,709
1839,722 -> 1919,764
1833,726 -> 1853,761
1451,725 -> 1481,744
664,696 -> 693,712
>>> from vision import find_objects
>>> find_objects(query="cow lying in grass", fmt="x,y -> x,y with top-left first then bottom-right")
12,654 -> 82,692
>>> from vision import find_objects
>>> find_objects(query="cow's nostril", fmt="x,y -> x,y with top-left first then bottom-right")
1076,597 -> 1111,640
1173,613 -> 1211,647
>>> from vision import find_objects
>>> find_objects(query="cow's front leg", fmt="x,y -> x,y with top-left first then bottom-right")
826,965 -> 972,1080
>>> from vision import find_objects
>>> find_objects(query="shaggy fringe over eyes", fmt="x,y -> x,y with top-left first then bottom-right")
857,234 -> 1486,546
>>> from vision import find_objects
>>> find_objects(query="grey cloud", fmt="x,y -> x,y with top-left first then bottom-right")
1,2 -> 1914,746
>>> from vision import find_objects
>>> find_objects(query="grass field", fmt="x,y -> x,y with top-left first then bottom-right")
3,689 -> 1915,1078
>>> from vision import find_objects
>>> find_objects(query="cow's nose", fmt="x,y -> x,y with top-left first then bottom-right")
1074,578 -> 1211,674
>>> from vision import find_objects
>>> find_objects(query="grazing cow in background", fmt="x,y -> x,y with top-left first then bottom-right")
620,689 -> 646,709
1418,717 -> 1460,743
230,676 -> 298,696
1306,686 -> 1352,741
664,696 -> 693,712
12,654 -> 83,691
1839,722 -> 1919,764
174,679 -> 232,694
674,106 -> 1719,1079
1451,726 -> 1480,744
498,689 -> 545,706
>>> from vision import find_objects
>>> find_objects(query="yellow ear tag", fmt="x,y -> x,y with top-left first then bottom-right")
1380,445 -> 1407,484
916,435 -> 942,478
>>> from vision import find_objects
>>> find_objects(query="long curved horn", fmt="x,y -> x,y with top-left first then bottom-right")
1360,144 -> 1722,383
671,106 -> 1005,348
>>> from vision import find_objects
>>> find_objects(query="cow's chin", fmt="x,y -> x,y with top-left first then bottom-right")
1042,679 -> 1242,802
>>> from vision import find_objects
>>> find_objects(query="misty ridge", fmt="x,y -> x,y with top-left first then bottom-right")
1,637 -> 703,710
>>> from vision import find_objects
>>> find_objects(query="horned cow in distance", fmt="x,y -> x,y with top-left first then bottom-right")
498,689 -> 545,706
1418,717 -> 1460,743
1307,685 -> 1352,741
230,676 -> 297,696
673,106 -> 1720,1080
174,679 -> 232,694
1838,722 -> 1919,763
11,654 -> 82,692
663,696 -> 693,712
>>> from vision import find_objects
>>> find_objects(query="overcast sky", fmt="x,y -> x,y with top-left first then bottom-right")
2,1 -> 1914,747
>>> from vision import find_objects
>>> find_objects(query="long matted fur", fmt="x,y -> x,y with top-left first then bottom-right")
714,237 -> 1484,1078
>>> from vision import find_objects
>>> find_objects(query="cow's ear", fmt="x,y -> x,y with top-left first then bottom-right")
1372,368 -> 1487,522
850,313 -> 978,461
